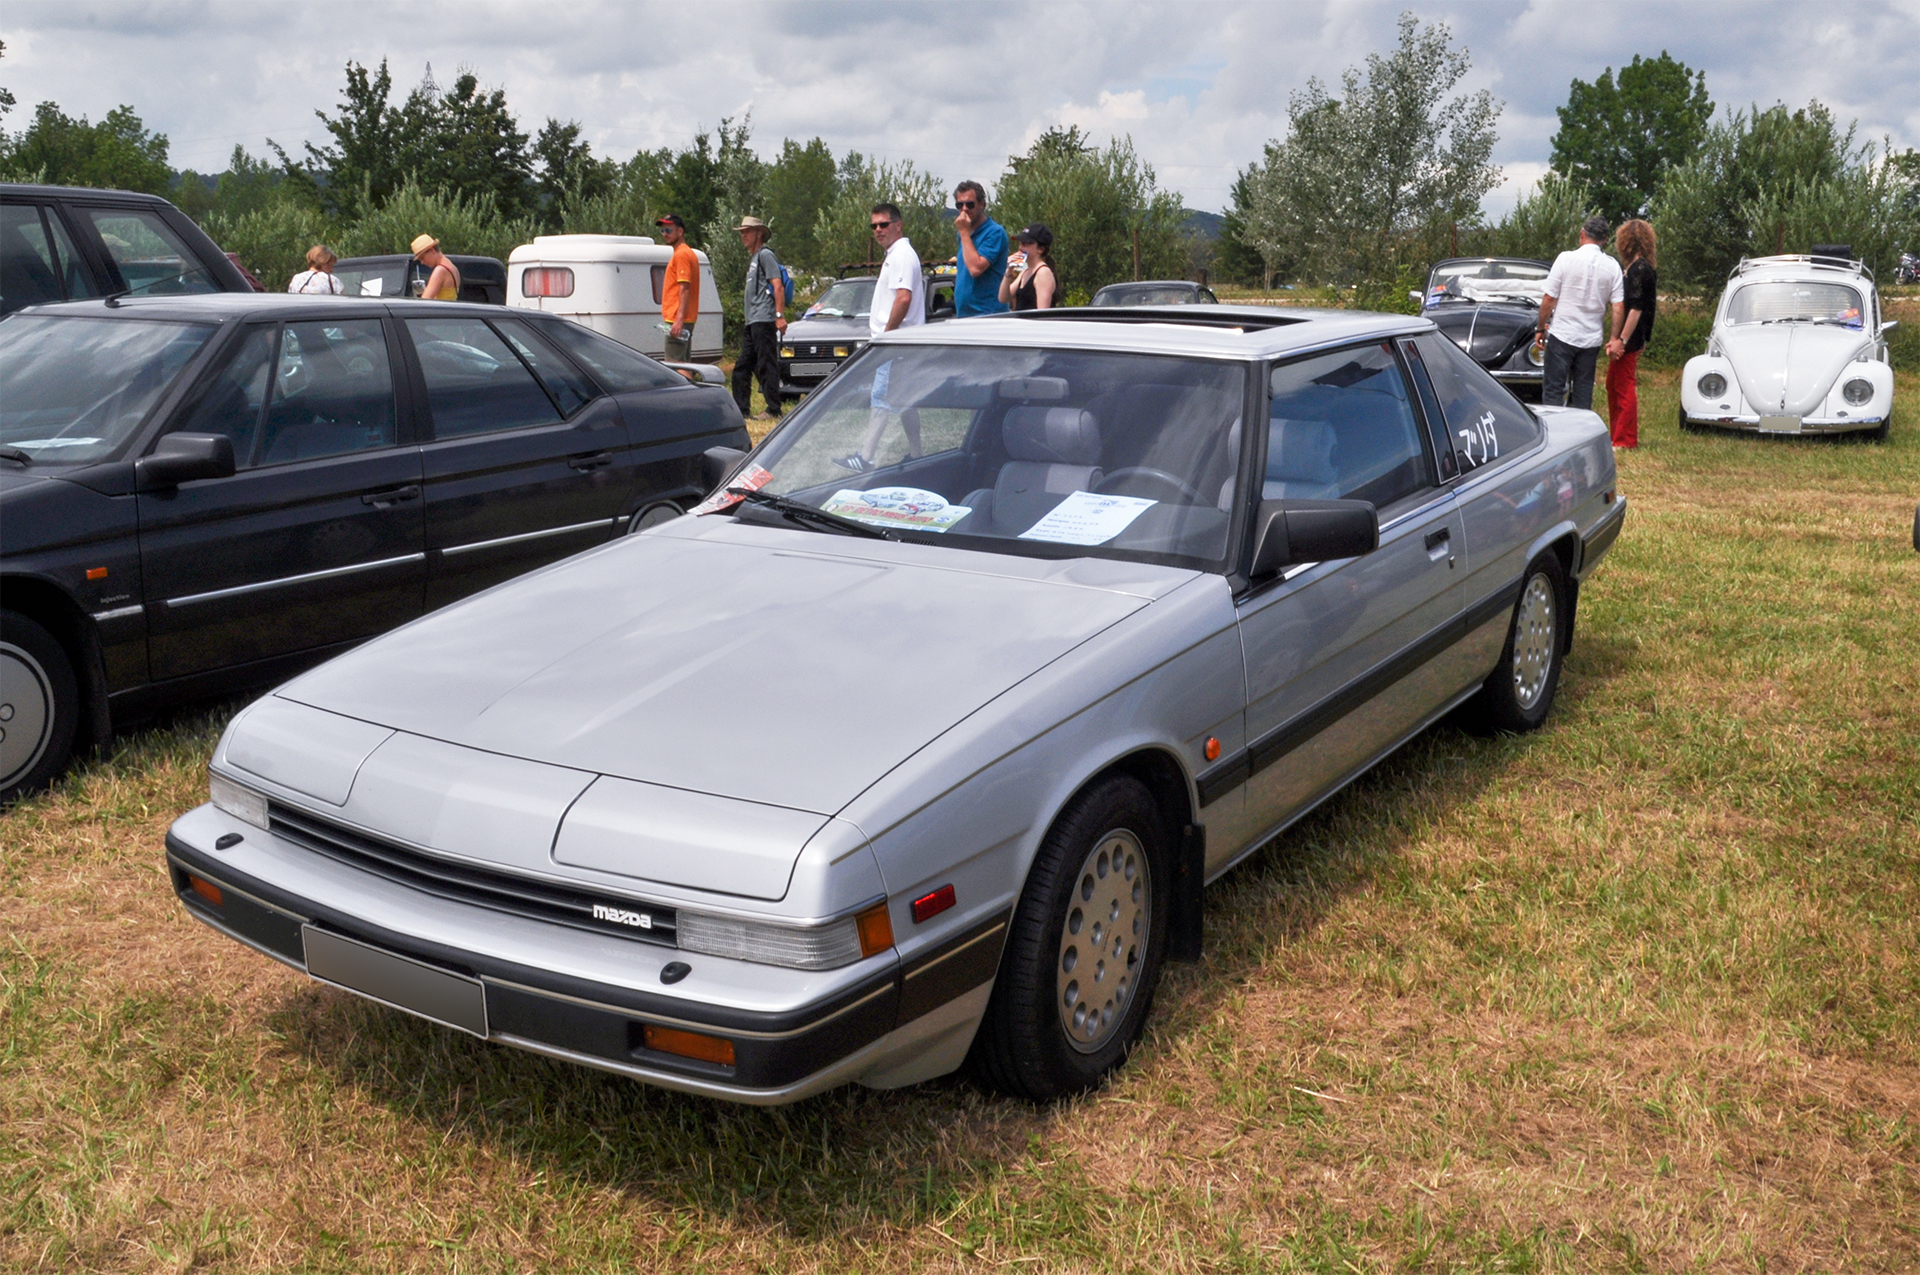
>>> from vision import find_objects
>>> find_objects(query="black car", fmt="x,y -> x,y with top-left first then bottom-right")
1417,258 -> 1552,394
0,293 -> 749,801
332,254 -> 508,304
777,270 -> 959,398
1089,280 -> 1220,307
1,183 -> 255,316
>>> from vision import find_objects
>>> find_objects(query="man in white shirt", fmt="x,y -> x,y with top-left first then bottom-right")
1536,215 -> 1625,410
839,203 -> 927,471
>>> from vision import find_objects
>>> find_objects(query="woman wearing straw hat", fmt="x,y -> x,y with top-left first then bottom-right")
410,234 -> 461,300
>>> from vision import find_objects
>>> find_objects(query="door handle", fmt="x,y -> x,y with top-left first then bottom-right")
361,484 -> 421,507
568,451 -> 614,471
1424,528 -> 1451,551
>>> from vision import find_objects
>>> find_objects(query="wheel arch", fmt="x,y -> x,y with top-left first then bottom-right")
1,574 -> 111,755
1053,744 -> 1203,962
1523,527 -> 1583,655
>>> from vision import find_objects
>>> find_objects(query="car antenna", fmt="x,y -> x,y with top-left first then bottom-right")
102,287 -> 131,308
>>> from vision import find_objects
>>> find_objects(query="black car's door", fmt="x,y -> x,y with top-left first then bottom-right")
138,315 -> 427,682
406,313 -> 636,608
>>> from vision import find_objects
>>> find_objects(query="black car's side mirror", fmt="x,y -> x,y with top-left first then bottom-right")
701,445 -> 747,491
137,433 -> 236,489
1249,498 -> 1380,578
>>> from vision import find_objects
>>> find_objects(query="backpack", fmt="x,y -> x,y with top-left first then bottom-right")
761,250 -> 793,311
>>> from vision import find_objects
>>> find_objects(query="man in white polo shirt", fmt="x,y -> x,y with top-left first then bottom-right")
1536,215 -> 1625,410
837,202 -> 927,471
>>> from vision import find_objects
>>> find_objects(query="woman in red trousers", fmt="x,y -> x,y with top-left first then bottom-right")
1605,219 -> 1657,448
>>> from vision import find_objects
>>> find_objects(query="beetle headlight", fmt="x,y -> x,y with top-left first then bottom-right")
209,770 -> 268,828
1841,378 -> 1874,406
1697,372 -> 1728,398
676,900 -> 893,970
1527,340 -> 1546,367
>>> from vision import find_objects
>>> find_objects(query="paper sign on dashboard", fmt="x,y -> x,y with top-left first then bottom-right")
821,487 -> 971,532
1017,491 -> 1157,545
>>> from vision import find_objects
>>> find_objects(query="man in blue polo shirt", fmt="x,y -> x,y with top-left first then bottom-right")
952,180 -> 1009,316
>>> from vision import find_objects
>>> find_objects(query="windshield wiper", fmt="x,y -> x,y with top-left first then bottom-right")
728,487 -> 895,540
0,446 -> 32,466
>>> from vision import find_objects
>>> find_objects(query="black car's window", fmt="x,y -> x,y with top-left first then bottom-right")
494,317 -> 594,416
1267,342 -> 1428,508
1399,340 -> 1458,481
1,205 -> 66,311
539,318 -> 685,391
0,315 -> 215,463
408,316 -> 562,438
79,207 -> 221,296
43,209 -> 95,301
172,325 -> 274,466
1413,333 -> 1542,472
257,319 -> 397,464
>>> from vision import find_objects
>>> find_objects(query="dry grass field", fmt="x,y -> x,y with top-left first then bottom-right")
3,360 -> 1917,1273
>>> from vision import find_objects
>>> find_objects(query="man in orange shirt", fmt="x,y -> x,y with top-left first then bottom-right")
656,213 -> 699,362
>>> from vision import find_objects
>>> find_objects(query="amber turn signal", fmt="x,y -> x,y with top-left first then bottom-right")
188,875 -> 222,907
855,901 -> 895,956
641,1024 -> 735,1066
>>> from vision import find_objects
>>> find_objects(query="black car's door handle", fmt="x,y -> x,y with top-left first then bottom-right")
1424,527 -> 1451,551
568,451 -> 614,471
361,484 -> 421,507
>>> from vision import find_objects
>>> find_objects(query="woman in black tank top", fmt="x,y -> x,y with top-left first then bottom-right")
1000,223 -> 1057,311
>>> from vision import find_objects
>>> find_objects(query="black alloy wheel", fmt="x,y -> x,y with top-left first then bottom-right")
1,610 -> 80,805
970,774 -> 1172,1100
1461,552 -> 1568,735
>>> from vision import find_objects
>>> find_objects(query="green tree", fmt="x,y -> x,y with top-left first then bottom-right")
1549,52 -> 1714,223
1468,171 -> 1597,263
176,144 -> 286,222
2,101 -> 171,194
395,70 -> 537,221
811,152 -> 946,274
532,118 -> 612,231
996,128 -> 1187,299
274,60 -> 403,215
1216,164 -> 1279,285
1242,12 -> 1501,284
761,137 -> 840,269
651,117 -> 761,248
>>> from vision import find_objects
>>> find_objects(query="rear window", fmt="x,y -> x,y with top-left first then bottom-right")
539,318 -> 686,391
1412,333 -> 1541,472
0,314 -> 215,463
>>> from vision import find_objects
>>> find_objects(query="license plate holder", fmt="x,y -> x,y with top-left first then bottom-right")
302,926 -> 487,1037
1758,415 -> 1802,434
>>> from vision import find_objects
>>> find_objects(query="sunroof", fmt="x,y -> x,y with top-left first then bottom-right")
1006,307 -> 1307,332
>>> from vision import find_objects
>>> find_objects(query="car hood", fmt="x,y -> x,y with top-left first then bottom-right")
785,314 -> 868,341
1720,322 -> 1875,417
1427,302 -> 1534,363
275,522 -> 1161,816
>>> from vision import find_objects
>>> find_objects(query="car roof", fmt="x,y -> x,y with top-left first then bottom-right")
872,305 -> 1431,360
0,182 -> 180,206
7,293 -> 520,323
1728,257 -> 1874,288
1430,256 -> 1551,270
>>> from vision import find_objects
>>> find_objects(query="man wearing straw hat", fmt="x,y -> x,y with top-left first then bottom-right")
731,215 -> 787,420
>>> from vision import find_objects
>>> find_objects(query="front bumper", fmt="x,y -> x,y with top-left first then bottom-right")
1679,411 -> 1888,435
165,805 -> 1005,1104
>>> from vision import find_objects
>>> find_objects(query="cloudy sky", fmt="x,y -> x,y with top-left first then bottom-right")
5,0 -> 1919,215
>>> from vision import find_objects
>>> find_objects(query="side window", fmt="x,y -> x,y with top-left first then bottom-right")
1399,340 -> 1458,481
172,326 -> 275,466
258,319 -> 397,464
1266,341 -> 1430,508
539,318 -> 686,391
1,204 -> 65,311
407,316 -> 562,438
78,207 -> 221,296
44,210 -> 96,301
649,264 -> 665,305
1413,334 -> 1542,472
493,318 -> 595,416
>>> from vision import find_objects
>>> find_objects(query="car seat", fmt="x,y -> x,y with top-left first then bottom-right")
956,406 -> 1102,535
1264,417 -> 1340,499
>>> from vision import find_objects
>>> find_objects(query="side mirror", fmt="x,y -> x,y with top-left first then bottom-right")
137,433 -> 235,489
663,360 -> 727,387
1249,498 -> 1380,578
1881,320 -> 1899,334
701,445 -> 747,490
1408,290 -> 1424,307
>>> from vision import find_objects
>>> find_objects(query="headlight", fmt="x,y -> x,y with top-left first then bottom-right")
209,770 -> 268,828
1527,340 -> 1545,367
1697,372 -> 1728,398
1842,378 -> 1874,406
832,346 -> 850,358
677,900 -> 893,970
779,347 -> 794,359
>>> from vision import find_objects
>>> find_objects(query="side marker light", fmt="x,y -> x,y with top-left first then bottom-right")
911,885 -> 956,924
641,1024 -> 735,1066
188,875 -> 223,906
87,567 -> 109,581
1205,737 -> 1221,762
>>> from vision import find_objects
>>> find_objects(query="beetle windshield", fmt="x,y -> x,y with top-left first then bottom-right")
0,314 -> 216,463
805,278 -> 876,319
715,344 -> 1247,570
1427,260 -> 1548,305
1726,281 -> 1864,327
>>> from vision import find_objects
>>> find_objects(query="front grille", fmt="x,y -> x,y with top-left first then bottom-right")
269,802 -> 677,947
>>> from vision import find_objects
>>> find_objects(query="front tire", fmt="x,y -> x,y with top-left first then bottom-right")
970,775 -> 1170,1100
1,611 -> 80,805
626,502 -> 684,534
1461,553 -> 1568,735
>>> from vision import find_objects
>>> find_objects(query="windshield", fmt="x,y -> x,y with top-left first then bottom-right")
1725,281 -> 1864,327
333,262 -> 419,298
1093,284 -> 1196,306
0,315 -> 217,463
716,344 -> 1247,570
1426,260 -> 1548,304
804,278 -> 876,319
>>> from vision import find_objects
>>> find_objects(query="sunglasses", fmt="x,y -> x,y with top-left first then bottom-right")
870,221 -> 894,231
955,199 -> 978,209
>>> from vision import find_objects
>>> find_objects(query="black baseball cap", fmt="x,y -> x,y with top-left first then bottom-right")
656,213 -> 686,229
1016,223 -> 1053,248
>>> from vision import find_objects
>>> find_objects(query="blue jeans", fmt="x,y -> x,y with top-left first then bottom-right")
1542,335 -> 1601,410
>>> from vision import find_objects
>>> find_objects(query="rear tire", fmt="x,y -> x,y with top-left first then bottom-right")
1,610 -> 80,805
970,775 -> 1170,1100
1460,553 -> 1568,735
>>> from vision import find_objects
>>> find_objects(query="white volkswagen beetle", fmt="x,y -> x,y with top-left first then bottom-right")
1681,251 -> 1897,439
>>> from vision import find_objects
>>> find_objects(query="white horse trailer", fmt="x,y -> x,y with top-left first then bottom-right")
506,235 -> 723,361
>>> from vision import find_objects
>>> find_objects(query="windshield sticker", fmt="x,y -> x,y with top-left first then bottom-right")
691,463 -> 773,515
359,277 -> 385,296
821,487 -> 972,532
1017,491 -> 1157,546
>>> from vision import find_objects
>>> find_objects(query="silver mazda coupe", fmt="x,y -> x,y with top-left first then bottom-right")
165,305 -> 1626,1103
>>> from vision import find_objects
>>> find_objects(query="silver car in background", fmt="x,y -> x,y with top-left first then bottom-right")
165,306 -> 1625,1104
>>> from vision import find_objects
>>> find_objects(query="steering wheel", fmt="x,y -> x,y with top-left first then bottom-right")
1095,466 -> 1206,505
